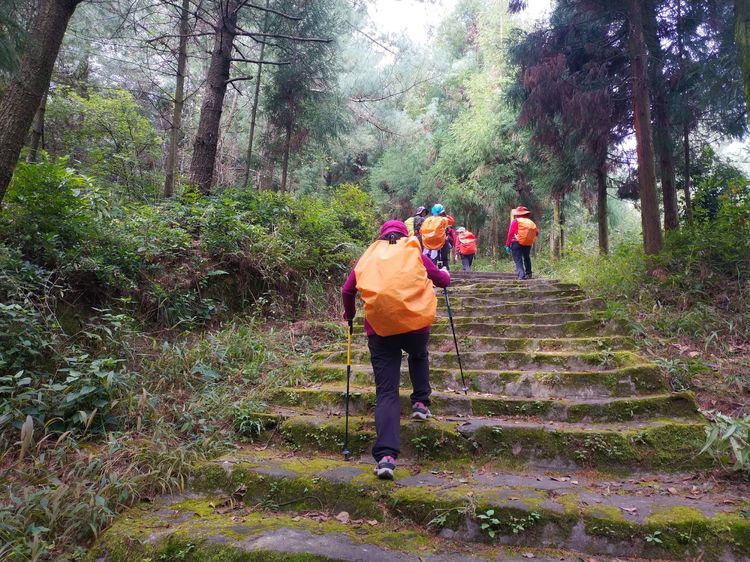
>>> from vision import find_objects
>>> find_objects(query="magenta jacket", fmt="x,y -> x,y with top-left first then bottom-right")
341,254 -> 451,337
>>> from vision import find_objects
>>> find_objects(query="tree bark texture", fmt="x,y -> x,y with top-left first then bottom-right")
164,0 -> 190,198
243,0 -> 270,188
258,123 -> 276,190
28,86 -> 49,163
490,211 -> 498,260
0,0 -> 82,204
736,0 -> 750,127
627,0 -> 663,255
644,0 -> 679,231
682,124 -> 692,221
550,194 -> 563,260
596,167 -> 609,255
215,89 -> 239,185
189,0 -> 239,193
280,112 -> 293,192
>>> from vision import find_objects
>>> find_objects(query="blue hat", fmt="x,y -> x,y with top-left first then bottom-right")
431,203 -> 445,215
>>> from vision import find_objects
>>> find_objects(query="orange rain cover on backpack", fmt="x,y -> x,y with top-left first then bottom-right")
420,216 -> 447,250
516,217 -> 538,246
354,237 -> 437,336
458,231 -> 477,255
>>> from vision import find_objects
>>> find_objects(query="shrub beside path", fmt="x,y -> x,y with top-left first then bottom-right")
90,272 -> 750,561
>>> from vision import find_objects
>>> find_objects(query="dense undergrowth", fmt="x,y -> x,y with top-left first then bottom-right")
0,158 -> 371,560
537,193 -> 750,473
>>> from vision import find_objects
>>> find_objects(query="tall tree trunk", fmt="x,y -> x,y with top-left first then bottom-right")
28,86 -> 49,163
490,210 -> 498,261
676,0 -> 692,223
189,0 -> 239,194
596,166 -> 609,255
243,0 -> 270,188
551,194 -> 563,260
682,124 -> 692,221
258,123 -> 276,190
0,0 -> 82,205
627,0 -> 663,255
644,0 -> 679,231
164,0 -> 190,198
736,0 -> 750,126
280,112 -> 293,192
215,90 -> 240,186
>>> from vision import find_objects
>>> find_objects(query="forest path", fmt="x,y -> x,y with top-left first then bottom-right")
90,272 -> 750,561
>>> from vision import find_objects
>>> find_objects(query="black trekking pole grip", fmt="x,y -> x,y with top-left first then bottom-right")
343,318 -> 353,460
443,287 -> 468,395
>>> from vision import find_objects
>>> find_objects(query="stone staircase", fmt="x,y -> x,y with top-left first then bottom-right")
91,272 -> 750,561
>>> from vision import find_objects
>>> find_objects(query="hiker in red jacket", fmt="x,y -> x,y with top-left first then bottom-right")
341,220 -> 451,480
505,206 -> 539,280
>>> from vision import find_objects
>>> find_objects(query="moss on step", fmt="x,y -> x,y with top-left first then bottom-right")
565,393 -> 699,422
470,421 -> 712,471
191,457 -> 383,519
305,364 -> 668,397
470,397 -> 554,418
88,498 -> 435,562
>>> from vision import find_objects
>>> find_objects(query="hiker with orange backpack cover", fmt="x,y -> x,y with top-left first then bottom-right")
505,206 -> 538,280
421,204 -> 454,268
341,220 -> 450,480
456,227 -> 477,271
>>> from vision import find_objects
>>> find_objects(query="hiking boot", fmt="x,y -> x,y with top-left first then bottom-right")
411,401 -> 432,421
375,456 -> 396,479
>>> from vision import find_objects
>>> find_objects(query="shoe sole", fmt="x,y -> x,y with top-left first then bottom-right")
412,412 -> 431,421
375,468 -> 394,480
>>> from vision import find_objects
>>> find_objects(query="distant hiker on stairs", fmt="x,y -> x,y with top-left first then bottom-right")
341,220 -> 451,480
505,206 -> 538,280
404,205 -> 428,239
421,204 -> 455,269
456,227 -> 477,272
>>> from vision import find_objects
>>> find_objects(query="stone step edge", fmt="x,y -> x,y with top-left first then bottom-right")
331,335 -> 635,351
89,494 -> 578,562
315,349 -> 647,367
262,386 -> 700,422
187,455 -> 748,561
241,412 -> 711,472
305,363 -> 669,397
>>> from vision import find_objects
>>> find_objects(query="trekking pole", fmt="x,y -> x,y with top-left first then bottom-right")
443,287 -> 468,395
343,318 -> 353,460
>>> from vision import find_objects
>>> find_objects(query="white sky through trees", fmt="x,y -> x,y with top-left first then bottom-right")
368,0 -> 553,44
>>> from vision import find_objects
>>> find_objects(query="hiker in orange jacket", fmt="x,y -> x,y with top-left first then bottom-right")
505,206 -> 539,280
342,220 -> 451,480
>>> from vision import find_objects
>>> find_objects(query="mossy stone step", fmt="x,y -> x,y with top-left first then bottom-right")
353,312 -> 595,331
89,494 -> 568,562
267,412 -> 709,471
428,334 -> 634,351
446,287 -> 585,299
407,319 -> 626,338
184,450 -> 748,561
436,294 -> 591,306
306,364 -> 668,398
341,335 -> 634,352
265,386 -> 699,422
316,350 -> 645,373
433,300 -> 606,317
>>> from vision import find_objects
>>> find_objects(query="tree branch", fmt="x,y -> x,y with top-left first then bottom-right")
237,31 -> 331,43
229,58 -> 291,65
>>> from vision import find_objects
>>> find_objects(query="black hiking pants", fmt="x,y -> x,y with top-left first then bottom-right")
368,331 -> 431,462
511,241 -> 532,280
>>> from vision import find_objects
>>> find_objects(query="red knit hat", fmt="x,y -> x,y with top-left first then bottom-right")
379,220 -> 409,238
